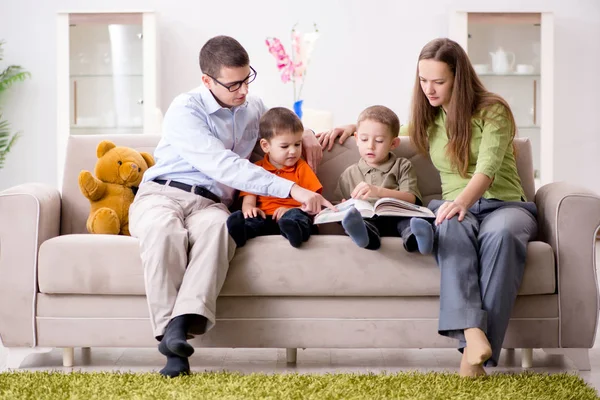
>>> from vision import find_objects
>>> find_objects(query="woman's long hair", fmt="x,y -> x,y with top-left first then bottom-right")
409,38 -> 516,178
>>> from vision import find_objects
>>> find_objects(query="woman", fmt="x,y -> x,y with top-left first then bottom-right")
318,38 -> 538,377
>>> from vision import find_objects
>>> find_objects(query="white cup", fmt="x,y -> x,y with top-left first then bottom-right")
473,64 -> 490,74
516,64 -> 535,74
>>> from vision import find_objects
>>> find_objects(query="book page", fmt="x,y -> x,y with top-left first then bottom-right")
313,198 -> 375,224
374,197 -> 422,210
347,198 -> 374,213
373,197 -> 436,218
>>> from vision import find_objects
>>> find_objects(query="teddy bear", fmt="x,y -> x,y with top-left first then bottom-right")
78,140 -> 155,236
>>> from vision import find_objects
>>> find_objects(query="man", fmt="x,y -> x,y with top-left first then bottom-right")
129,36 -> 332,377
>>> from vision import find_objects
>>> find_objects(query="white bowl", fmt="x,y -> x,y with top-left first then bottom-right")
473,64 -> 490,74
516,64 -> 535,74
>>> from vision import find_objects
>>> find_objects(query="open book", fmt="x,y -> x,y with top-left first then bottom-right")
314,197 -> 435,225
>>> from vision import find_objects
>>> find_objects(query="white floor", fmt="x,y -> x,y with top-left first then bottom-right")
1,243 -> 599,391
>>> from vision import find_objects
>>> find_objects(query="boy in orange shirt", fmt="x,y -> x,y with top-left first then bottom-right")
227,107 -> 323,248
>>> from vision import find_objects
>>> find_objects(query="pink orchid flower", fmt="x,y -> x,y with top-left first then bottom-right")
265,24 -> 319,98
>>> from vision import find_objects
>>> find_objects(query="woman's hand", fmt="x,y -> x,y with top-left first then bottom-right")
301,130 -> 323,172
435,201 -> 468,225
316,124 -> 356,151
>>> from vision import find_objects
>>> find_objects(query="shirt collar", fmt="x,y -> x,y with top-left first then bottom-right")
199,85 -> 249,115
199,85 -> 222,115
261,154 -> 297,173
358,152 -> 398,175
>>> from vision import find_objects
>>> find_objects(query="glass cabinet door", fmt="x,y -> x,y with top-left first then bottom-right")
450,12 -> 554,189
69,24 -> 144,134
467,14 -> 542,183
56,11 -> 159,187
68,15 -> 144,135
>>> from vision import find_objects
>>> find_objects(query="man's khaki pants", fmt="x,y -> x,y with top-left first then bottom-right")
129,181 -> 235,338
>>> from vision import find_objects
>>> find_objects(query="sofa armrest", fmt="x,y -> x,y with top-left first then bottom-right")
0,183 -> 61,347
535,182 -> 600,348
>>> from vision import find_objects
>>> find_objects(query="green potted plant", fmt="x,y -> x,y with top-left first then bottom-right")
0,40 -> 30,169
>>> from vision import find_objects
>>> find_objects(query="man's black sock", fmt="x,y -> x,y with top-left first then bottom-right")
163,315 -> 195,358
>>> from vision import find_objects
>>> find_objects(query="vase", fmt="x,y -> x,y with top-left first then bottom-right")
293,100 -> 304,119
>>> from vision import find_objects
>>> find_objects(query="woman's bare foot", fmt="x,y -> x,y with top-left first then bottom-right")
459,348 -> 487,378
464,327 -> 492,365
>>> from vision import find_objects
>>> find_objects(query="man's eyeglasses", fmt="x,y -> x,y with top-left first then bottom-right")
207,66 -> 257,92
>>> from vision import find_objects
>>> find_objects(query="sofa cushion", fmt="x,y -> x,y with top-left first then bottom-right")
38,234 -> 555,296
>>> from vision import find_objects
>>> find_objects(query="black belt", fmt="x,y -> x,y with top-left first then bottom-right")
154,180 -> 221,203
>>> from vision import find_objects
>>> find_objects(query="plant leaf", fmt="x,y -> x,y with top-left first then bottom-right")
0,115 -> 19,169
0,66 -> 31,92
0,41 -> 28,169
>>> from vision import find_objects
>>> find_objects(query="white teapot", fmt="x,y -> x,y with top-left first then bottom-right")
489,47 -> 515,74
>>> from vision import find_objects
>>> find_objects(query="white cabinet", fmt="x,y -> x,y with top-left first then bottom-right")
450,12 -> 554,189
56,11 -> 160,187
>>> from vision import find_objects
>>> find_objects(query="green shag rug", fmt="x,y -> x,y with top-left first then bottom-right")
0,371 -> 597,400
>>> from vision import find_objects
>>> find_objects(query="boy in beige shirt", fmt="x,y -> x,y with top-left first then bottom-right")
334,105 -> 433,252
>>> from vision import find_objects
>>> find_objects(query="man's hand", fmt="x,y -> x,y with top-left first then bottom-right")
435,201 -> 468,225
242,204 -> 266,219
351,182 -> 381,200
316,125 -> 356,151
302,130 -> 323,172
290,184 -> 337,215
272,207 -> 291,222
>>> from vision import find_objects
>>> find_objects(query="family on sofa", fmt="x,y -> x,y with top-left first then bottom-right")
127,34 -> 538,379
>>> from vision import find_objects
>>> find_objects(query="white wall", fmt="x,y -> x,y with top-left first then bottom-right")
0,0 -> 599,193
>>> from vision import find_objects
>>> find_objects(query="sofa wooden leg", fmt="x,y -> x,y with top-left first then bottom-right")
286,348 -> 297,364
6,347 -> 53,369
81,347 -> 91,364
62,347 -> 74,367
521,348 -> 533,368
542,348 -> 591,371
503,348 -> 516,365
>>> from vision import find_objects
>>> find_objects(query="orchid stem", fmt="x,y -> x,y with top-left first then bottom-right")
291,25 -> 297,102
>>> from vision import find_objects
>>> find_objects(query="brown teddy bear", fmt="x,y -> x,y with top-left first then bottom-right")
78,140 -> 155,235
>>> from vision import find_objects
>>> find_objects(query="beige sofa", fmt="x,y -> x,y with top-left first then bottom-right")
1,134 -> 599,370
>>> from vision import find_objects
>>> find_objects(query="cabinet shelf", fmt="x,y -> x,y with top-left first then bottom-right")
478,73 -> 540,77
518,125 -> 540,129
70,74 -> 143,78
70,125 -> 143,129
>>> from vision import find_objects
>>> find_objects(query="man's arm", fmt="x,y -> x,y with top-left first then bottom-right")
164,99 -> 292,198
163,99 -> 335,213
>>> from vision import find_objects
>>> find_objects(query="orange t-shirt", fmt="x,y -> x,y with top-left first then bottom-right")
239,155 -> 323,216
